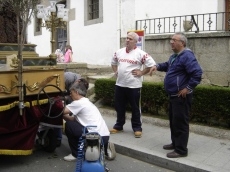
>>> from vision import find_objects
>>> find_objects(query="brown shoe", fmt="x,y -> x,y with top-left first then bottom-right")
110,128 -> 123,134
163,143 -> 174,150
167,151 -> 187,158
134,131 -> 142,138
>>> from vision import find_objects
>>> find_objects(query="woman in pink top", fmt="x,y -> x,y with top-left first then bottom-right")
64,45 -> 73,63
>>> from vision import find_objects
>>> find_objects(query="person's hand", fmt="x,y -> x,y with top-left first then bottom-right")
149,66 -> 157,76
131,69 -> 142,77
113,71 -> 118,78
178,88 -> 189,98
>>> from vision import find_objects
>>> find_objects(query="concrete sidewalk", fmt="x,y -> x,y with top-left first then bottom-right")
99,108 -> 230,172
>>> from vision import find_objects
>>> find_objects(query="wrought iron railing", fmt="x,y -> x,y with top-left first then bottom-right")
136,12 -> 230,35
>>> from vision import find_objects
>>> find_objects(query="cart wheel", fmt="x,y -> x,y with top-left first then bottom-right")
37,84 -> 66,118
39,129 -> 57,153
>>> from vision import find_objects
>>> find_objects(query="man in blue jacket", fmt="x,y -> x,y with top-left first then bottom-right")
150,32 -> 202,158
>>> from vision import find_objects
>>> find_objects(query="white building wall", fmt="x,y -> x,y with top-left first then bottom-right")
120,0 -> 136,37
69,0 -> 119,65
27,20 -> 51,57
135,0 -> 221,20
27,0 -> 225,65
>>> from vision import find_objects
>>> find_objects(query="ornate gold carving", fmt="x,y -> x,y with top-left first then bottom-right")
11,80 -> 18,89
0,85 -> 12,93
25,82 -> 40,92
10,56 -> 19,68
0,74 -> 60,94
39,74 -> 60,88
0,80 -> 17,93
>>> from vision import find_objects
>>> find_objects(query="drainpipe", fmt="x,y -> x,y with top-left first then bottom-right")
117,0 -> 121,50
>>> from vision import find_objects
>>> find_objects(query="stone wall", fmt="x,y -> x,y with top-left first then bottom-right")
121,32 -> 230,87
57,63 -> 113,78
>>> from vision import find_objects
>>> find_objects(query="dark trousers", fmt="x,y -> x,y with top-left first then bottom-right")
113,85 -> 142,132
65,121 -> 109,157
54,127 -> 62,140
169,94 -> 192,155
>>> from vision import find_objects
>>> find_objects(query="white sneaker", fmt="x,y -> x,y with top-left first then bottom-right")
64,154 -> 77,161
105,142 -> 116,160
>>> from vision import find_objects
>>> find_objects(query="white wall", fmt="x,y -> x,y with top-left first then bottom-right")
135,0 -> 222,20
27,0 -> 225,65
27,17 -> 51,57
132,0 -> 225,36
69,0 -> 118,65
120,0 -> 136,37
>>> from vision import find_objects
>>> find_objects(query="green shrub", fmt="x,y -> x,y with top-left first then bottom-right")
94,78 -> 116,106
192,85 -> 230,128
95,78 -> 230,129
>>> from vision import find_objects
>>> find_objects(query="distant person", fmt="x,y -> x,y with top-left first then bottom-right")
62,80 -> 116,161
64,45 -> 73,63
55,49 -> 64,63
110,31 -> 156,138
149,32 -> 202,158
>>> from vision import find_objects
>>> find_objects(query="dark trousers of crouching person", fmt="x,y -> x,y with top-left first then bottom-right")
65,121 -> 109,158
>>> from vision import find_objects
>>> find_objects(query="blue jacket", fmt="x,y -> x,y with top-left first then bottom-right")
157,48 -> 202,95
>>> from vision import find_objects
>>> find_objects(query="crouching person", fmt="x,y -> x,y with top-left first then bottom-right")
62,80 -> 116,161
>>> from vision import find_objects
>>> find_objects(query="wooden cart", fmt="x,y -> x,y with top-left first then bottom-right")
0,65 -> 65,155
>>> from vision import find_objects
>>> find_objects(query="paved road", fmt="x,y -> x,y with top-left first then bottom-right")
0,135 -> 173,172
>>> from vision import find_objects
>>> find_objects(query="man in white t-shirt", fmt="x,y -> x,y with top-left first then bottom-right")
110,32 -> 156,138
62,80 -> 116,161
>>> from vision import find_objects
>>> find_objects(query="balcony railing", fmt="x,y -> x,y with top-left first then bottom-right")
135,12 -> 230,35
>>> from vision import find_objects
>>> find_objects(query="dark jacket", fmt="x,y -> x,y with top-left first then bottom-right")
157,48 -> 202,95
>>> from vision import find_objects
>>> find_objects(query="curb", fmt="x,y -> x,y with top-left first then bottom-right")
96,102 -> 230,171
98,107 -> 230,141
99,107 -> 216,172
114,144 -> 208,172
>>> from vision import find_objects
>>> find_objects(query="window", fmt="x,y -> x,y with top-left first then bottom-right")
57,28 -> 67,53
88,0 -> 99,20
56,0 -> 67,53
34,14 -> 42,36
34,0 -> 42,36
84,0 -> 103,26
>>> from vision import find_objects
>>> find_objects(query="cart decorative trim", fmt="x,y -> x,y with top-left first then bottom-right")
0,101 -> 30,112
0,149 -> 33,155
31,99 -> 48,106
0,74 -> 60,94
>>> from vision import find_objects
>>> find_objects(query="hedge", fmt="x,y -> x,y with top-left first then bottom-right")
94,78 -> 230,129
